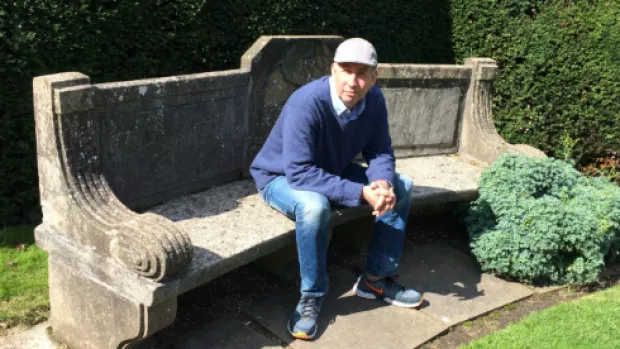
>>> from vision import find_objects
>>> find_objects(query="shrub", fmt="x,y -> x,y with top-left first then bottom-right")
466,153 -> 620,285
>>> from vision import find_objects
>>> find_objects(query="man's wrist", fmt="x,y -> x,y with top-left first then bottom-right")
372,179 -> 392,190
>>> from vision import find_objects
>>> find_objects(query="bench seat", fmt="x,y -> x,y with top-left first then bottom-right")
148,154 -> 485,297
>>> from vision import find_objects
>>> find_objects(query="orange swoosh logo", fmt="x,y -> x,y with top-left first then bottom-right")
364,281 -> 383,295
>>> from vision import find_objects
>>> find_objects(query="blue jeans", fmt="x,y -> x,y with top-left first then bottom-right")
259,163 -> 413,298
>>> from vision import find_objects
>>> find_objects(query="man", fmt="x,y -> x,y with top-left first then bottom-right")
250,38 -> 423,340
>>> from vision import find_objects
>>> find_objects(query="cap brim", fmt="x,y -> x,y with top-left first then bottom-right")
333,59 -> 377,67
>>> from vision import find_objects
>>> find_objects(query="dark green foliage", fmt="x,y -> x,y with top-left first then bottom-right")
467,153 -> 620,285
452,0 -> 620,166
0,0 -> 454,226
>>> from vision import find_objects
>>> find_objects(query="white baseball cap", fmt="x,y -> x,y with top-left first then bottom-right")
333,38 -> 378,67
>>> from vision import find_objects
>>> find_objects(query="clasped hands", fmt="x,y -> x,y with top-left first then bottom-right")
362,180 -> 395,217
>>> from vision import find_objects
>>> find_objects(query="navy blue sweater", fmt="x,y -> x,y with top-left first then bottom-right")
249,76 -> 395,207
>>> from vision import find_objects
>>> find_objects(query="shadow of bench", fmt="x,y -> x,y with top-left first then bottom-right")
32,35 -> 544,349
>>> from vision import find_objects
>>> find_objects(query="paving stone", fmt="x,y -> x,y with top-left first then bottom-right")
137,317 -> 282,349
0,323 -> 55,349
244,269 -> 447,349
526,284 -> 567,294
397,243 -> 534,326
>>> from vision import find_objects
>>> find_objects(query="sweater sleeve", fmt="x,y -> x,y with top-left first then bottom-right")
362,92 -> 396,187
282,103 -> 364,207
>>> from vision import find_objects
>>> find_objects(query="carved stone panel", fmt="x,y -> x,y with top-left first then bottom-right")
378,79 -> 469,157
242,36 -> 343,177
101,86 -> 247,209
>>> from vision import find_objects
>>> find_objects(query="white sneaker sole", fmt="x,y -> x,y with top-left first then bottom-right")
352,278 -> 424,309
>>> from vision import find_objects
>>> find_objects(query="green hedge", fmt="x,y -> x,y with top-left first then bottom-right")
0,0 -> 454,226
452,0 -> 620,166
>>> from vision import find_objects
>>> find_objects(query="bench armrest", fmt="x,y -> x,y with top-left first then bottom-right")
459,58 -> 545,164
34,73 -> 193,281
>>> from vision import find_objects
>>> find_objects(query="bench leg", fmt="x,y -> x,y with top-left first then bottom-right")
47,257 -> 176,349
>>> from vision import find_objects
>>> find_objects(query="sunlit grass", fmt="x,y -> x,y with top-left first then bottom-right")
461,284 -> 620,349
0,226 -> 49,327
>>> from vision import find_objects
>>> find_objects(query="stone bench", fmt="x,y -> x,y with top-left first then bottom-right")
33,36 -> 543,349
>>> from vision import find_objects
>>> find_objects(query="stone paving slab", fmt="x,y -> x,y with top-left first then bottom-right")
526,284 -> 567,294
397,243 -> 534,326
244,269 -> 447,349
0,323 -> 55,349
137,316 -> 283,349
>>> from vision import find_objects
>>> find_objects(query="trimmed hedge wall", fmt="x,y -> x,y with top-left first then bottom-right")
452,0 -> 619,166
0,0 -> 454,225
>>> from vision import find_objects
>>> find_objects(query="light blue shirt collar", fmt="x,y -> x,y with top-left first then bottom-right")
329,76 -> 365,123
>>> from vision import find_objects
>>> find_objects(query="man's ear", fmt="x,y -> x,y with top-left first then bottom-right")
331,63 -> 336,75
371,68 -> 378,85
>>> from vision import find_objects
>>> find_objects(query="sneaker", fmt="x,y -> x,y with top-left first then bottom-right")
353,274 -> 423,308
286,296 -> 324,340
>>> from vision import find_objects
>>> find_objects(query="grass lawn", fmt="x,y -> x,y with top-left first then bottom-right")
0,226 -> 49,328
461,284 -> 620,349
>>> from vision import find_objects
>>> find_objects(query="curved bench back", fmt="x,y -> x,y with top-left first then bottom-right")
36,36 -> 492,212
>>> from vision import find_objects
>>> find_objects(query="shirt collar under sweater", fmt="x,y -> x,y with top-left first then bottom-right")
329,75 -> 366,124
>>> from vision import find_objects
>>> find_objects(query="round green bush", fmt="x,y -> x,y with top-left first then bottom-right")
466,153 -> 620,285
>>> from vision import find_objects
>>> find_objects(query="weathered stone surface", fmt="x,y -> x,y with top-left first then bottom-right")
93,70 -> 249,105
396,154 -> 484,205
244,269 -> 447,349
148,154 -> 485,296
526,284 -> 567,294
458,58 -> 546,164
396,243 -> 534,326
96,75 -> 249,209
0,323 -> 55,349
46,253 -> 176,349
378,68 -> 470,157
378,64 -> 471,80
34,73 -> 194,284
137,317 -> 283,349
101,89 -> 246,209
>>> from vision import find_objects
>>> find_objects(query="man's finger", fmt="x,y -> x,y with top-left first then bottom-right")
375,194 -> 385,211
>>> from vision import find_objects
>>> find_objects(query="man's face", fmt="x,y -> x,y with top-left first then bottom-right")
331,62 -> 378,109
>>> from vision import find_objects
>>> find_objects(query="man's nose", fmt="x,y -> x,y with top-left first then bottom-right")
346,73 -> 358,87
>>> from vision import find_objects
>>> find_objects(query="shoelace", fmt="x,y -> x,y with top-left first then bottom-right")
378,275 -> 405,293
300,297 -> 319,317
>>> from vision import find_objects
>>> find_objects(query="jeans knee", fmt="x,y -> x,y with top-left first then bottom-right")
395,174 -> 413,201
296,193 -> 331,224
